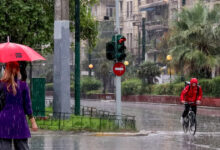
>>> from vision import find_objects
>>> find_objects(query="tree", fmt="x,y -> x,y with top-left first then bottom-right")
0,0 -> 54,54
137,62 -> 161,84
169,2 -> 220,78
70,0 -> 99,50
82,20 -> 115,93
84,38 -> 113,94
0,0 -> 99,54
157,32 -> 171,65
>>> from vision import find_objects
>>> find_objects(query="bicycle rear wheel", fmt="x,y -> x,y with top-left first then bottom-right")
182,118 -> 188,133
189,113 -> 197,135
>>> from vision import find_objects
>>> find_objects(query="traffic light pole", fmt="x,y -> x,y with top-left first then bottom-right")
75,0 -> 80,115
115,0 -> 122,124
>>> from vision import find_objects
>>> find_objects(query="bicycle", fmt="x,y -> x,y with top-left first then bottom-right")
182,102 -> 197,135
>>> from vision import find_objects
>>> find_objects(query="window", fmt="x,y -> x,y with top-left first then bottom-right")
127,1 -> 133,18
127,2 -> 129,18
130,33 -> 133,50
138,0 -> 141,6
120,28 -> 123,34
120,1 -> 123,12
127,33 -> 130,48
106,7 -> 114,17
126,33 -> 133,50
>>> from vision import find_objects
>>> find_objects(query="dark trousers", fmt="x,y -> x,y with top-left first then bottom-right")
182,104 -> 197,118
0,138 -> 29,150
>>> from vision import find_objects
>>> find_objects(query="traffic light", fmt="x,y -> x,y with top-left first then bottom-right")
106,34 -> 126,61
116,35 -> 126,62
106,41 -> 115,60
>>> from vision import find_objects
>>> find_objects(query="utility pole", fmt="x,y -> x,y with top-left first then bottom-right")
53,0 -> 71,116
75,0 -> 81,115
142,18 -> 146,62
115,0 -> 121,123
138,29 -> 141,64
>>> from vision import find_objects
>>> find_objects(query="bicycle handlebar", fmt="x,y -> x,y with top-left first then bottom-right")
184,102 -> 196,105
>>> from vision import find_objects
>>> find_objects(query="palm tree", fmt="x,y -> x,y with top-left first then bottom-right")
169,2 -> 220,78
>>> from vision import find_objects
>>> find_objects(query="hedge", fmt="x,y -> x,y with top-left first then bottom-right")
151,77 -> 220,97
46,76 -> 101,94
46,83 -> 75,91
122,78 -> 142,96
213,76 -> 220,97
122,76 -> 220,97
81,77 -> 102,94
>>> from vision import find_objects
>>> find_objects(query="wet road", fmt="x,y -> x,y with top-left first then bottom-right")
29,100 -> 220,150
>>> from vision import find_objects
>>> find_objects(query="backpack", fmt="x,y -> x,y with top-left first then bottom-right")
185,81 -> 200,98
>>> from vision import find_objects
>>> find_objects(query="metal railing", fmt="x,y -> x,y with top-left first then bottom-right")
31,108 -> 136,132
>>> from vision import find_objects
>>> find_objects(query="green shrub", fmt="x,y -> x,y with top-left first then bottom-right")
150,76 -> 220,97
86,90 -> 102,95
46,83 -> 53,91
213,76 -> 220,97
81,77 -> 102,94
199,79 -> 213,97
70,83 -> 75,91
142,85 -> 153,95
172,82 -> 184,96
122,78 -> 142,95
152,83 -> 174,95
46,83 -> 75,91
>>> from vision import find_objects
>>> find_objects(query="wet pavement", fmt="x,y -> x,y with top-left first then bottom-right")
29,100 -> 220,150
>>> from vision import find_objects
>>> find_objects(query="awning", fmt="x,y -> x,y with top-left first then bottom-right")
140,7 -> 155,11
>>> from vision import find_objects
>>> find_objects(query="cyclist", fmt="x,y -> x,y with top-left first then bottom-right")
180,78 -> 203,124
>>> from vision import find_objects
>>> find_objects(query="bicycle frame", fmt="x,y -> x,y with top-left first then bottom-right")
182,103 -> 197,135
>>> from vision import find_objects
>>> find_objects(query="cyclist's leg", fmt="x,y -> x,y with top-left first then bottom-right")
182,104 -> 190,118
191,105 -> 197,116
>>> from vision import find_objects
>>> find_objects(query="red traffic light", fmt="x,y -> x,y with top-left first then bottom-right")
119,38 -> 126,44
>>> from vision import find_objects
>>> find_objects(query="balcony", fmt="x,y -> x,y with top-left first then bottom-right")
132,14 -> 142,22
140,0 -> 168,11
145,20 -> 168,31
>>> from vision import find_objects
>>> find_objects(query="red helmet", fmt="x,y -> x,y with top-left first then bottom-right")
190,78 -> 198,85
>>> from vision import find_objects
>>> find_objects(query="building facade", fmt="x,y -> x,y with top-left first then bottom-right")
91,0 -> 220,64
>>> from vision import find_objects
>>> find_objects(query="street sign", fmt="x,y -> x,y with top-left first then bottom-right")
113,62 -> 126,76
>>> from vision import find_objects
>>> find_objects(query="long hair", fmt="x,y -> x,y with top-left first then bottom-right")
1,62 -> 21,95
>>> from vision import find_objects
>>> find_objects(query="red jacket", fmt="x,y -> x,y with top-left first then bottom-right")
180,78 -> 203,103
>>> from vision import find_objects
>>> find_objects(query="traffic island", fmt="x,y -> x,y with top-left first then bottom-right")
28,107 -> 136,132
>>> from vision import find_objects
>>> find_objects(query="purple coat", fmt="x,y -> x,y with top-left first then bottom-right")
0,80 -> 33,139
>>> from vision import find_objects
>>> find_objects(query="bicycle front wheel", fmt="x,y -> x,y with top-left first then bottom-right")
189,113 -> 197,135
182,117 -> 189,133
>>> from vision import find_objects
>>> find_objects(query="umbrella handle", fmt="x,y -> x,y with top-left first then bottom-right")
7,36 -> 10,42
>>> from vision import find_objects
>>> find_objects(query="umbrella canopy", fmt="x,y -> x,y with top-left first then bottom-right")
0,42 -> 46,63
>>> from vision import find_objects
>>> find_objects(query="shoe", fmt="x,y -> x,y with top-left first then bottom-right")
180,117 -> 184,124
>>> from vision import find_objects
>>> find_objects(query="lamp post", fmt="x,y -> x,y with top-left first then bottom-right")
88,64 -> 93,77
166,55 -> 172,83
124,61 -> 129,66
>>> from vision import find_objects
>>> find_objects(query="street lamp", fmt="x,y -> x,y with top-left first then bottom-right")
88,64 -> 93,77
124,61 -> 129,66
166,55 -> 172,83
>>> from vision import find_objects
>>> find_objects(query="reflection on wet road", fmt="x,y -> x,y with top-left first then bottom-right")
30,100 -> 220,150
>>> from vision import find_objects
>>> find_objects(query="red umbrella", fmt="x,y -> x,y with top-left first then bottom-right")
0,42 -> 46,63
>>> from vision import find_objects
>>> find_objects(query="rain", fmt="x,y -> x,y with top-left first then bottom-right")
0,0 -> 220,150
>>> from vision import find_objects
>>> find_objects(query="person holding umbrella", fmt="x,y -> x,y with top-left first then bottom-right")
0,39 -> 46,150
0,62 -> 38,150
